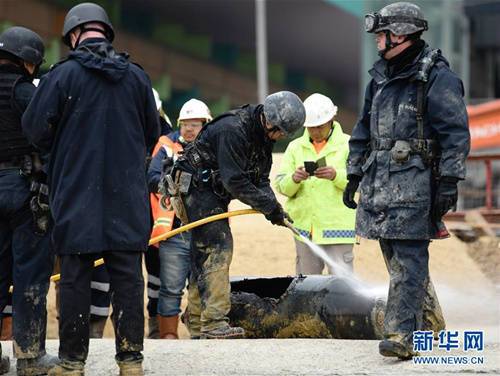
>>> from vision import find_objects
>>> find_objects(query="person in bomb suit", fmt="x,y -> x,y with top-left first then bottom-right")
170,91 -> 305,339
0,26 -> 58,375
343,2 -> 470,359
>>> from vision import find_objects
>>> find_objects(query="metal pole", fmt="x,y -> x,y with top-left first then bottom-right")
255,0 -> 268,103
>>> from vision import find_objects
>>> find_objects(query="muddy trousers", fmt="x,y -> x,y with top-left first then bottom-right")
58,251 -> 144,363
183,185 -> 233,337
379,239 -> 445,344
0,169 -> 53,359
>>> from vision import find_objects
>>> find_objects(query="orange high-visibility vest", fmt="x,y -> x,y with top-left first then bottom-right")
150,136 -> 183,245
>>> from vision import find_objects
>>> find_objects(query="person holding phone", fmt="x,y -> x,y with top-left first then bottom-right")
274,93 -> 356,275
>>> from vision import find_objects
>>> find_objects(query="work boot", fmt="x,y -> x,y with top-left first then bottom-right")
200,325 -> 245,339
379,338 -> 417,360
116,352 -> 143,376
0,317 -> 12,340
148,316 -> 159,339
17,353 -> 60,376
89,316 -> 107,338
158,315 -> 179,339
0,355 -> 9,375
47,359 -> 84,376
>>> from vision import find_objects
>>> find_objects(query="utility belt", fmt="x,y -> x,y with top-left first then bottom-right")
0,154 -> 51,235
0,160 -> 23,170
0,155 -> 31,172
370,138 -> 439,164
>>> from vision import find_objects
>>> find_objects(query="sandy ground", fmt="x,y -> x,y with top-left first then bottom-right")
3,153 -> 498,374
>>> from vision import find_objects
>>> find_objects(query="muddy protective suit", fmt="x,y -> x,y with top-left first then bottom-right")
173,105 -> 280,337
347,43 -> 470,346
0,63 -> 54,361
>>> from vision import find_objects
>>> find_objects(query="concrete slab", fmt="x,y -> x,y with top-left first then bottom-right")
1,339 -> 498,375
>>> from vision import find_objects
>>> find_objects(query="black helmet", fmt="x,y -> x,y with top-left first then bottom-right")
0,26 -> 44,66
264,91 -> 306,136
365,2 -> 427,36
62,2 -> 114,47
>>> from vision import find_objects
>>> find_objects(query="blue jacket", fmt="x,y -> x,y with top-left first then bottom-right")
22,38 -> 160,254
347,44 -> 470,240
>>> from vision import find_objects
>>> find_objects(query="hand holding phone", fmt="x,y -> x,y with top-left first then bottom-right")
304,161 -> 318,175
292,166 -> 309,183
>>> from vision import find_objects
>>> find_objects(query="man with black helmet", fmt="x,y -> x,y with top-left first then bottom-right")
343,2 -> 470,359
22,2 -> 159,375
0,26 -> 58,375
169,91 -> 305,339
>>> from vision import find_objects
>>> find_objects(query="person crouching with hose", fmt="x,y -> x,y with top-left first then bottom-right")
167,91 -> 305,339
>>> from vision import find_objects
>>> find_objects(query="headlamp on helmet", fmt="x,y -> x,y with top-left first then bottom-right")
364,13 -> 379,33
364,13 -> 428,35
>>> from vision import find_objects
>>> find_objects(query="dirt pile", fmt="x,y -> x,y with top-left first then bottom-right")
466,237 -> 500,285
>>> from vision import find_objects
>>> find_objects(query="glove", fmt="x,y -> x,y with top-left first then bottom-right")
343,175 -> 361,209
432,176 -> 458,222
265,203 -> 293,226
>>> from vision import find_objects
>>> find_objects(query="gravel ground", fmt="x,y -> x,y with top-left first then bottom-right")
1,339 -> 499,375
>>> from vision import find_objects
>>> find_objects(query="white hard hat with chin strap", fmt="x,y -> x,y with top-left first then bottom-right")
303,93 -> 338,128
177,98 -> 212,125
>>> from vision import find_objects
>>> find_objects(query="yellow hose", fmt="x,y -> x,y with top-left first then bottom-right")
8,209 -> 260,292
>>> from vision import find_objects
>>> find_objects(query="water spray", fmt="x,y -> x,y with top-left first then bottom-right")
283,219 -> 357,280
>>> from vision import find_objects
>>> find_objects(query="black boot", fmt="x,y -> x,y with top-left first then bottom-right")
379,338 -> 417,360
17,352 -> 59,376
200,324 -> 245,339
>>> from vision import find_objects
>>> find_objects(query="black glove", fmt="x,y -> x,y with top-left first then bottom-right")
343,175 -> 361,209
432,176 -> 458,222
265,203 -> 293,226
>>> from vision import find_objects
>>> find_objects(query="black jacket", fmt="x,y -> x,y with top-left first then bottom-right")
22,38 -> 160,254
347,44 -> 470,240
184,105 -> 279,215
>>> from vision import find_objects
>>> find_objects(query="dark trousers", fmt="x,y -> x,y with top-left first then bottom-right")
0,170 -> 53,359
90,263 -> 111,320
379,239 -> 429,344
145,245 -> 160,318
58,251 -> 144,362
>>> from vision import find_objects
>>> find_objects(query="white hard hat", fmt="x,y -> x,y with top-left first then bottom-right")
303,93 -> 338,127
178,98 -> 212,123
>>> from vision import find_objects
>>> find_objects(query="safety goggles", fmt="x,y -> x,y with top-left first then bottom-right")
364,13 -> 428,33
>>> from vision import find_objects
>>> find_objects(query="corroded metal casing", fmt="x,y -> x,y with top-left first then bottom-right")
229,275 -> 386,339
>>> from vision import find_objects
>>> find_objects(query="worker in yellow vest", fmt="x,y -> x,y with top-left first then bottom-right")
274,93 -> 356,275
147,98 -> 212,339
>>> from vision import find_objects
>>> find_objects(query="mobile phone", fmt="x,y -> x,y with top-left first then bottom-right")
304,161 -> 318,175
316,156 -> 326,168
